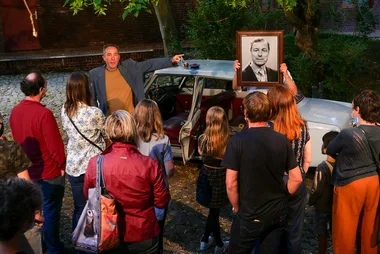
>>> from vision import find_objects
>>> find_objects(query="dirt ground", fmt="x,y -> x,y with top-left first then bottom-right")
60,160 -> 328,254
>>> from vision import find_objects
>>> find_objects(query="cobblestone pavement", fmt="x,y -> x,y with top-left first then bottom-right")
0,72 -> 331,254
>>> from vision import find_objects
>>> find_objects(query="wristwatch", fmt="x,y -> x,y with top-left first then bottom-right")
232,207 -> 238,214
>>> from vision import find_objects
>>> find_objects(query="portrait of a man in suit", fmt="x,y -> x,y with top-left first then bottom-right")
241,37 -> 279,83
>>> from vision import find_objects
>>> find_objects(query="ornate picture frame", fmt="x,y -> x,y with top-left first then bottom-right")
236,30 -> 284,87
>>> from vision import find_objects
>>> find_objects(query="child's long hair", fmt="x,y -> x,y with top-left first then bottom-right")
200,106 -> 229,159
134,99 -> 165,142
64,72 -> 93,118
267,85 -> 305,141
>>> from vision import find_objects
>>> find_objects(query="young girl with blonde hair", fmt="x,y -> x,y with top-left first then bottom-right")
196,106 -> 229,254
134,99 -> 175,254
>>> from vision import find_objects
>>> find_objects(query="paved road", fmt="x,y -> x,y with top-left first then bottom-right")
0,72 -> 332,253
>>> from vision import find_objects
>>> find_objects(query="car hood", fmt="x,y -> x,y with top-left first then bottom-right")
298,97 -> 352,129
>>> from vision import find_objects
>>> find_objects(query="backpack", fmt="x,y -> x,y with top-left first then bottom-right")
309,160 -> 333,207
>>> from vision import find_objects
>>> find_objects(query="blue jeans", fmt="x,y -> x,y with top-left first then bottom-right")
68,174 -> 86,231
38,176 -> 65,254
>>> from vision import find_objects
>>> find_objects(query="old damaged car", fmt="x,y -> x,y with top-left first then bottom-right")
144,60 -> 353,167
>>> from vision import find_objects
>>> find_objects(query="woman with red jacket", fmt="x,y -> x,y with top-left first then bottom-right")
84,110 -> 171,253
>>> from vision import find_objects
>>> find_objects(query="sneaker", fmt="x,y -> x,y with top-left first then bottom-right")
199,235 -> 214,251
214,240 -> 229,254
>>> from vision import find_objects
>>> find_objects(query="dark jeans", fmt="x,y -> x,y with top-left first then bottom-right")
38,176 -> 65,254
157,208 -> 168,254
230,212 -> 287,254
280,178 -> 307,254
68,174 -> 86,231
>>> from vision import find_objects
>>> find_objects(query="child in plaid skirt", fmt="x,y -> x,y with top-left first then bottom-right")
196,106 -> 229,254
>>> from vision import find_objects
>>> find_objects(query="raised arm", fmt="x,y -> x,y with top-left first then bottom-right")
280,63 -> 298,96
232,60 -> 241,90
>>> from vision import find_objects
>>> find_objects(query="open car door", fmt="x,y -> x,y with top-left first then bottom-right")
179,77 -> 204,164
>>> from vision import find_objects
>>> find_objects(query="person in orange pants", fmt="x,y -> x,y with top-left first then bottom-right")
332,175 -> 379,253
327,89 -> 380,254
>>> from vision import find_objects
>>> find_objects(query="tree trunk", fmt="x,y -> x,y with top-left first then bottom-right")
283,0 -> 320,57
153,0 -> 178,57
294,28 -> 317,57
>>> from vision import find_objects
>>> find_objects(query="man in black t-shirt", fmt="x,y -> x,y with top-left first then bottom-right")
222,92 -> 302,254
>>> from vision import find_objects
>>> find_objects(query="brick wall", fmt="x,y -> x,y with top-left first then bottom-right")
318,0 -> 380,35
0,5 -> 4,53
0,49 -> 165,74
35,0 -> 195,50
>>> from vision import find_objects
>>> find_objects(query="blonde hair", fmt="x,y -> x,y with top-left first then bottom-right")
200,106 -> 229,159
105,110 -> 138,145
134,99 -> 165,142
267,85 -> 305,141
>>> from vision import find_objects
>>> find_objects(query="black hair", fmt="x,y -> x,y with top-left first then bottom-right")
322,131 -> 339,149
20,70 -> 45,96
352,89 -> 380,124
0,178 -> 42,241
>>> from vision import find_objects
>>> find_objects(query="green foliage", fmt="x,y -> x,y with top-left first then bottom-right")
355,4 -> 378,37
186,0 -> 286,59
286,34 -> 370,101
63,0 -> 159,18
223,0 -> 297,11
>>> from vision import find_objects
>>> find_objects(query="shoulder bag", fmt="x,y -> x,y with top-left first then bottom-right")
72,155 -> 120,253
358,126 -> 380,173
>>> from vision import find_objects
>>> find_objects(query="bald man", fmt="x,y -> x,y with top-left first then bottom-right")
10,71 -> 66,254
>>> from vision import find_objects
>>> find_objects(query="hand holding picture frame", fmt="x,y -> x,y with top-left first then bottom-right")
236,30 -> 284,87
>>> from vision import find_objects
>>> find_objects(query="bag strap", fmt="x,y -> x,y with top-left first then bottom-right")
358,126 -> 380,169
69,117 -> 103,152
324,160 -> 333,174
96,154 -> 110,196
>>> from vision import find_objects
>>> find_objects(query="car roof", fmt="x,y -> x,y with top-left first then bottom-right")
153,60 -> 235,80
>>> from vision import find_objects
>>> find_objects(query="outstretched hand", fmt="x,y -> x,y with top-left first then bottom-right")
172,54 -> 185,64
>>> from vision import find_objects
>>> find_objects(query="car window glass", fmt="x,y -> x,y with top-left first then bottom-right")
204,78 -> 228,90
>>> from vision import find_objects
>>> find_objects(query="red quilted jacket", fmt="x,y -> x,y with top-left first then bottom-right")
84,142 -> 170,242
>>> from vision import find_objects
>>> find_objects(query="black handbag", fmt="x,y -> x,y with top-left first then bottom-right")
196,164 -> 213,208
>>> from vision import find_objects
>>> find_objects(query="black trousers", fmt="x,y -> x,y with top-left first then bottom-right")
229,212 -> 287,254
280,178 -> 307,254
202,208 -> 223,246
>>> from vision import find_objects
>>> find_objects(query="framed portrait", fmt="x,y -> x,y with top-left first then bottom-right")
236,30 -> 284,87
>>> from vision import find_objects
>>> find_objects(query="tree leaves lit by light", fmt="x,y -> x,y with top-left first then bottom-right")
63,0 -> 158,18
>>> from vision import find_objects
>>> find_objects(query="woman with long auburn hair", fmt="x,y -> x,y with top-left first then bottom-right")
196,106 -> 229,254
134,99 -> 175,254
61,72 -> 106,231
267,85 -> 312,254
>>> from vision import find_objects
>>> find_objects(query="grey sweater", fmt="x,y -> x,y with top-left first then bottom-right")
326,125 -> 380,186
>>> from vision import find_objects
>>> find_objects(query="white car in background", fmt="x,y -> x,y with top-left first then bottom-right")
144,60 -> 353,167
